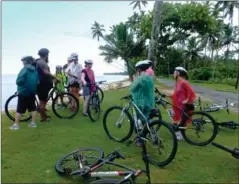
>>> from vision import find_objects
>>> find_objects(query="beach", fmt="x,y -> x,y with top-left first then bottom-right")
1,74 -> 128,110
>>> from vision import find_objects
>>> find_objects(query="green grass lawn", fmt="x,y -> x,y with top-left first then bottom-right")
1,88 -> 238,183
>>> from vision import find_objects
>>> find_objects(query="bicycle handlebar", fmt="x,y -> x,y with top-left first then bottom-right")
154,88 -> 166,98
120,95 -> 132,100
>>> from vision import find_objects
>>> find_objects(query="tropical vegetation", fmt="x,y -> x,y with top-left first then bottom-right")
91,1 -> 239,88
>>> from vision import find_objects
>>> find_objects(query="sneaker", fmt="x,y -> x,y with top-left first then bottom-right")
83,113 -> 88,116
135,137 -> 144,147
175,131 -> 184,140
10,124 -> 19,130
28,122 -> 37,128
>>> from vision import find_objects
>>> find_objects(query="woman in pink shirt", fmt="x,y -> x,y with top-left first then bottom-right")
145,60 -> 155,77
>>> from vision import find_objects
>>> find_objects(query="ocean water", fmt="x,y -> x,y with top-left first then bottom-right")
1,74 -> 128,110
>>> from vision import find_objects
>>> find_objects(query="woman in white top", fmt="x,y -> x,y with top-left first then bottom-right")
65,53 -> 82,111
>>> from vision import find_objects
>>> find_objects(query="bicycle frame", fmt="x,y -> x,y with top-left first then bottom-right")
119,96 -> 155,139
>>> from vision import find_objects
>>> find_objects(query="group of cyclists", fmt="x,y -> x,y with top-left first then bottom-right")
10,48 -> 96,130
131,60 -> 196,146
10,48 -> 196,146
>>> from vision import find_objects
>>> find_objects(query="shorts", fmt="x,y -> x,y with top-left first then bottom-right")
181,104 -> 195,126
17,95 -> 36,114
83,85 -> 90,96
37,84 -> 51,101
69,81 -> 80,88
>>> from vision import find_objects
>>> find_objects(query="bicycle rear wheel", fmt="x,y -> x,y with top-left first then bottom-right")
88,95 -> 101,122
90,178 -> 132,184
181,111 -> 218,146
55,147 -> 104,176
103,106 -> 134,142
144,120 -> 178,167
52,92 -> 79,119
5,94 -> 38,122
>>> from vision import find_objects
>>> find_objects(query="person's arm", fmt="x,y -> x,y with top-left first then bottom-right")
130,76 -> 142,92
16,68 -> 27,86
81,71 -> 87,86
182,82 -> 194,104
38,61 -> 59,81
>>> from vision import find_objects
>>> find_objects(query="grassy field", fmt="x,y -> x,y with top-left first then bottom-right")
1,87 -> 238,183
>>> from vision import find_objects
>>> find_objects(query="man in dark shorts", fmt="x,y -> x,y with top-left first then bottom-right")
36,48 -> 59,122
10,56 -> 39,130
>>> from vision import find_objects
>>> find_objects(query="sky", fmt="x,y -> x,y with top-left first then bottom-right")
2,1 -> 238,75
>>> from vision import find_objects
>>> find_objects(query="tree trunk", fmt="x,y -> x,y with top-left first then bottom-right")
125,60 -> 134,82
235,67 -> 239,89
212,49 -> 219,79
148,1 -> 163,68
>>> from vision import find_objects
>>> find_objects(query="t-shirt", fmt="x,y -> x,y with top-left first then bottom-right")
65,62 -> 82,85
145,67 -> 155,78
36,59 -> 53,87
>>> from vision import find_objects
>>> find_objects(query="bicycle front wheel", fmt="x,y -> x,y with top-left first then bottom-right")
181,111 -> 218,146
55,147 -> 104,176
52,92 -> 79,119
96,86 -> 104,103
88,95 -> 101,122
103,106 -> 134,142
144,120 -> 178,167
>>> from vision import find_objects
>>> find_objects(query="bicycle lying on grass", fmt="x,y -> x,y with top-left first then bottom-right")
55,145 -> 152,184
155,88 -> 217,146
5,85 -> 79,122
103,95 -> 178,167
195,97 -> 239,130
212,142 -> 239,159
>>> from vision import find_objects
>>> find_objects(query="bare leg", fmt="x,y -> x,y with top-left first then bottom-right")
83,95 -> 90,115
31,111 -> 37,123
10,113 -> 21,130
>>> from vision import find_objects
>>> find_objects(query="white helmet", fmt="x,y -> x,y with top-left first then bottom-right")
135,60 -> 150,70
67,56 -> 74,61
70,52 -> 78,60
85,59 -> 93,64
175,66 -> 187,73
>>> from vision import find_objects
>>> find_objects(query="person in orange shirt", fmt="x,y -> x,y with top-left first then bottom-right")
169,67 -> 196,140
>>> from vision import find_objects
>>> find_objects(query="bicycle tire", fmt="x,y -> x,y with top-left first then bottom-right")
5,94 -> 32,122
181,111 -> 218,146
103,106 -> 134,142
90,178 -> 132,184
55,147 -> 104,175
144,120 -> 178,167
96,86 -> 104,103
88,95 -> 101,122
52,92 -> 79,119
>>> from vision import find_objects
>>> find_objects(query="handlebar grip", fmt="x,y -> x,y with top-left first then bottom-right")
115,150 -> 126,160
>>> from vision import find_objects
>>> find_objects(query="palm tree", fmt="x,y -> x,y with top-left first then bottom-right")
91,21 -> 105,41
215,1 -> 239,25
98,23 -> 146,80
130,1 -> 163,68
184,37 -> 204,70
129,0 -> 148,11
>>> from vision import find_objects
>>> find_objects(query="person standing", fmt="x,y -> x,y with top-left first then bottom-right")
36,48 -> 59,122
81,59 -> 96,116
10,56 -> 39,130
65,53 -> 82,111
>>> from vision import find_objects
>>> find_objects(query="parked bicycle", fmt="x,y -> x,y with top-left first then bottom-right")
55,144 -> 152,184
195,97 -> 239,130
86,82 -> 103,122
155,88 -> 217,146
5,85 -> 79,122
103,95 -> 178,168
212,142 -> 239,159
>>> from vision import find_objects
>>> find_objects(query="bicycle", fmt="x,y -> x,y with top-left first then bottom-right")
154,88 -> 217,146
86,82 -> 102,122
212,142 -> 239,159
103,95 -> 178,167
55,144 -> 152,184
195,97 -> 239,130
5,85 -> 79,122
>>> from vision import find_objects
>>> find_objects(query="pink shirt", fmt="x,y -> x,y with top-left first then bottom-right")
145,67 -> 155,77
